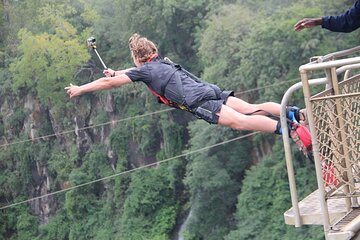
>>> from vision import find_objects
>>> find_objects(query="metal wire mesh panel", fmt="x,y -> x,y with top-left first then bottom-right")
311,75 -> 360,198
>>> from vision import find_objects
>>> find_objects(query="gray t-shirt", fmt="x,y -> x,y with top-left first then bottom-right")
125,59 -> 222,108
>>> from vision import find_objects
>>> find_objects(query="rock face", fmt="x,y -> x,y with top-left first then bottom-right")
1,91 -> 150,223
30,161 -> 54,224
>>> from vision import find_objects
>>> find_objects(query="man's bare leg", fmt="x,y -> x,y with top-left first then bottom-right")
217,104 -> 277,132
225,96 -> 281,116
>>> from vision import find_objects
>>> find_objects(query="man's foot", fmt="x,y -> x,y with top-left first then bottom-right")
286,106 -> 307,125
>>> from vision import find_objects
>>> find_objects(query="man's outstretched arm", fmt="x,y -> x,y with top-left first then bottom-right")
65,74 -> 132,98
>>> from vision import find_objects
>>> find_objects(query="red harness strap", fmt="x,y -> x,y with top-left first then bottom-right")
145,54 -> 171,106
147,87 -> 170,105
146,53 -> 158,62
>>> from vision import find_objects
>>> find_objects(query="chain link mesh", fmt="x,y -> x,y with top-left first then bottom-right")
311,75 -> 360,198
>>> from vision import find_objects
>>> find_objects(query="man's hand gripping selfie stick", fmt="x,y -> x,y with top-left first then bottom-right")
87,37 -> 107,69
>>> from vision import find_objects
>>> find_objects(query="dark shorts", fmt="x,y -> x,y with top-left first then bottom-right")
192,90 -> 234,124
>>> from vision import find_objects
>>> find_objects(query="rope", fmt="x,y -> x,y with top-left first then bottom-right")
0,132 -> 258,210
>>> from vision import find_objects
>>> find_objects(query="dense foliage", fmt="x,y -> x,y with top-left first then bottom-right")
1,0 -> 359,239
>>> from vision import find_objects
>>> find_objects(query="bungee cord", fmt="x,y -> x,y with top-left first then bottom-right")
0,132 -> 258,210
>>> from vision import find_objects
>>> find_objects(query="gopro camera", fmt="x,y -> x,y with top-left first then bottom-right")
87,37 -> 96,47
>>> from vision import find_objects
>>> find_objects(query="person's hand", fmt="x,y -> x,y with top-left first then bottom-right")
103,68 -> 115,77
64,83 -> 82,98
294,18 -> 322,31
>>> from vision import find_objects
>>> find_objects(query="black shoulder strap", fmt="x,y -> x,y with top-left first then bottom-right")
160,58 -> 203,83
151,60 -> 179,96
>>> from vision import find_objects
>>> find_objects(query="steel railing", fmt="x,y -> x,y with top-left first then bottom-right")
281,46 -> 360,239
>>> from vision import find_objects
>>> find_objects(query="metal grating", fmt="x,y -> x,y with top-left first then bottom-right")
333,208 -> 360,230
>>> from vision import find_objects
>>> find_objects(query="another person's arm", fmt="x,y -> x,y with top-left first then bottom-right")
322,0 -> 360,32
294,18 -> 322,31
294,0 -> 360,33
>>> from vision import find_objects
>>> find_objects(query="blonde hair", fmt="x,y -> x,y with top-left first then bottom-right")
128,33 -> 158,63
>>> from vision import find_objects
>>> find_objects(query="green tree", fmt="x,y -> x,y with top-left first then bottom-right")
60,144 -> 113,239
0,1 -> 4,55
119,166 -> 180,239
36,210 -> 70,240
184,122 -> 253,240
10,29 -> 89,110
225,141 -> 323,240
7,1 -> 98,113
15,209 -> 39,240
91,0 -> 234,74
0,140 -> 41,239
198,3 -> 254,91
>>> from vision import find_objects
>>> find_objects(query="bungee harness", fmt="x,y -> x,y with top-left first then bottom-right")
144,54 -> 219,113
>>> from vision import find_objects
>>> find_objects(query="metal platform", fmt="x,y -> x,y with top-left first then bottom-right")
281,46 -> 360,239
327,209 -> 360,240
284,189 -> 355,225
